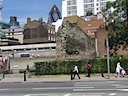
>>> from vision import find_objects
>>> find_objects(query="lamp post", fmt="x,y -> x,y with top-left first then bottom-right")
106,37 -> 110,79
105,10 -> 110,79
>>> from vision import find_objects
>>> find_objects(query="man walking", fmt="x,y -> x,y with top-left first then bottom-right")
73,64 -> 80,79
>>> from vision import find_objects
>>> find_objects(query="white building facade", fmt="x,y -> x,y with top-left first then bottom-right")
62,0 -> 115,18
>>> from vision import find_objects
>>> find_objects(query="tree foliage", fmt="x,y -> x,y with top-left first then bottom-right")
102,0 -> 128,55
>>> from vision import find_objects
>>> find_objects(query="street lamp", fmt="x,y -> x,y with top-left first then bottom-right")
105,11 -> 110,79
106,37 -> 110,79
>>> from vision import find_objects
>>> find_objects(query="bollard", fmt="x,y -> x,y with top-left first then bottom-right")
24,71 -> 26,81
71,70 -> 73,80
3,70 -> 5,79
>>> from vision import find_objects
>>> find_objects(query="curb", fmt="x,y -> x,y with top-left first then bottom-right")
0,78 -> 128,84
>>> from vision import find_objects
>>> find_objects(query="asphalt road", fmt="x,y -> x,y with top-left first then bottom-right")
0,80 -> 128,96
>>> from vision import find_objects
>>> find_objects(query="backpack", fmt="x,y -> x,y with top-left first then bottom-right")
87,64 -> 91,69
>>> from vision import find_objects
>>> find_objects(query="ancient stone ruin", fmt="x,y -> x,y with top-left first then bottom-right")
56,21 -> 95,61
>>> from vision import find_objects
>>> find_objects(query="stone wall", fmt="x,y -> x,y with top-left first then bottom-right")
56,21 -> 95,61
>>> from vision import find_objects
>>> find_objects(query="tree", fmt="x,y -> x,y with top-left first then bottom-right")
102,0 -> 128,55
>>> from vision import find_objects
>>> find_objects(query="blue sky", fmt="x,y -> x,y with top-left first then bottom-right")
2,0 -> 62,25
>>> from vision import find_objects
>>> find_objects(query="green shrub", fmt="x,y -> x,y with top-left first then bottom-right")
34,55 -> 128,75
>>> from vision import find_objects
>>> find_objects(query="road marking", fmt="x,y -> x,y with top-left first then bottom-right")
24,93 -> 104,96
33,87 -> 72,90
0,89 -> 11,91
75,84 -> 91,87
75,86 -> 95,88
64,94 -> 71,96
72,94 -> 102,96
73,88 -> 117,91
109,93 -> 117,95
33,86 -> 94,90
74,88 -> 128,92
23,94 -> 49,96
23,94 -> 30,96
71,93 -> 104,96
76,93 -> 105,95
33,87 -> 59,90
118,89 -> 128,91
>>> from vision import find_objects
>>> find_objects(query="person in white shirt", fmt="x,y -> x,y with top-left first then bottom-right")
116,61 -> 123,78
73,65 -> 80,79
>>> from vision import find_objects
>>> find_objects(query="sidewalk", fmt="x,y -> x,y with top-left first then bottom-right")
0,74 -> 128,83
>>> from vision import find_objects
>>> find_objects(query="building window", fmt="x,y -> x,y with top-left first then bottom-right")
100,2 -> 105,7
72,6 -> 77,10
72,0 -> 76,5
97,13 -> 103,19
88,30 -> 92,33
67,7 -> 71,10
67,1 -> 71,5
88,23 -> 91,26
84,0 -> 94,3
67,11 -> 71,15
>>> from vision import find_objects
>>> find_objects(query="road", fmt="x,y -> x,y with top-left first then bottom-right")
0,80 -> 128,96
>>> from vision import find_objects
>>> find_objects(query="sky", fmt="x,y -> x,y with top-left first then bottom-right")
2,0 -> 62,25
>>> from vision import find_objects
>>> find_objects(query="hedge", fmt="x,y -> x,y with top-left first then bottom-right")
34,55 -> 128,75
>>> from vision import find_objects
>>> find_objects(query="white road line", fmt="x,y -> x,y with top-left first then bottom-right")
75,86 -> 95,88
23,94 -> 31,96
64,94 -> 71,96
73,89 -> 117,91
71,93 -> 104,96
33,87 -> 59,90
76,93 -> 105,95
75,84 -> 91,87
0,89 -> 11,91
33,87 -> 72,90
118,89 -> 128,91
109,93 -> 117,95
33,86 -> 94,90
23,93 -> 104,96
74,88 -> 128,92
23,94 -> 49,96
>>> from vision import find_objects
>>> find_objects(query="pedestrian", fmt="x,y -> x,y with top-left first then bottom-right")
1,66 -> 5,79
26,64 -> 30,73
86,62 -> 91,77
116,61 -> 123,78
73,64 -> 80,79
27,64 -> 29,70
121,68 -> 126,77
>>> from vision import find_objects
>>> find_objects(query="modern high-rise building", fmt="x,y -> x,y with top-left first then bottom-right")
0,0 -> 3,22
62,0 -> 115,18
